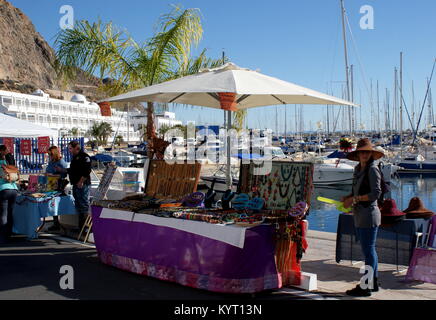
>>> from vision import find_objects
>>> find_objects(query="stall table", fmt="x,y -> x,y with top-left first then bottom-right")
336,213 -> 430,267
91,206 -> 307,293
13,193 -> 77,239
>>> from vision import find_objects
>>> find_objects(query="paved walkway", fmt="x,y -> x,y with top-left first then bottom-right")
0,234 -> 317,300
0,228 -> 434,300
302,230 -> 436,300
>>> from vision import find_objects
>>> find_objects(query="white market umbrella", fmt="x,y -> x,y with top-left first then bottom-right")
105,63 -> 357,108
103,63 -> 357,189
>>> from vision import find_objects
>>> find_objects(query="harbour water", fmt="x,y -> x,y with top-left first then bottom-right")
307,174 -> 436,233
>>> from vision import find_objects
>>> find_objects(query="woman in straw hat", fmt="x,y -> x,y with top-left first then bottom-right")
341,138 -> 384,297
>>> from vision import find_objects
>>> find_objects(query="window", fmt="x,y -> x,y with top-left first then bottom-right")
2,97 -> 12,105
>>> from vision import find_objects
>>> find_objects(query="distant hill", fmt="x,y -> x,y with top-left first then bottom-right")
0,0 -> 106,101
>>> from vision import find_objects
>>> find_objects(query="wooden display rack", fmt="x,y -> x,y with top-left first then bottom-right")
144,160 -> 202,199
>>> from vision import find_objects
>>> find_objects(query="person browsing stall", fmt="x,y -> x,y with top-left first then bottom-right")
55,141 -> 91,230
0,145 -> 16,166
46,146 -> 68,231
46,146 -> 68,178
0,144 -> 19,244
341,138 -> 384,297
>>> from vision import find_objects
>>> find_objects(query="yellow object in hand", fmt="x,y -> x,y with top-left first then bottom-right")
317,196 -> 352,213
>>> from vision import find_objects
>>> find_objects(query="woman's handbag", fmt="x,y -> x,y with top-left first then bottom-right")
2,164 -> 20,183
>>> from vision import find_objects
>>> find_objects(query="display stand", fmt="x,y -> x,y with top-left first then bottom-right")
238,160 -> 317,290
79,163 -> 117,242
93,163 -> 118,202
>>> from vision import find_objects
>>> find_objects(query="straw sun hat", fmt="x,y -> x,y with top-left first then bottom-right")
346,138 -> 385,161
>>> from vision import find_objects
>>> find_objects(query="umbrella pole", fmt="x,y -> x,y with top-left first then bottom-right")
226,109 -> 232,190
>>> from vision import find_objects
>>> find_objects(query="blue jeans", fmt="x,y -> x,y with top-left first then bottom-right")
73,185 -> 90,228
356,227 -> 379,278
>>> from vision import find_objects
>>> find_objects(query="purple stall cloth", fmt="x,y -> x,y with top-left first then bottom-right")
91,206 -> 282,293
406,216 -> 436,284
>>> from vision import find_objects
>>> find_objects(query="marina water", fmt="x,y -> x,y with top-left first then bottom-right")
308,174 -> 436,233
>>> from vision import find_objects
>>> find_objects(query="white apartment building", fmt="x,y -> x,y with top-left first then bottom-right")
0,89 -> 145,142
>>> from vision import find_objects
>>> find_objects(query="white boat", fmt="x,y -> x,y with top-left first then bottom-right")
310,150 -> 400,184
312,162 -> 354,185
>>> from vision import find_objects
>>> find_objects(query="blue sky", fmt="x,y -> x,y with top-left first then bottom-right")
8,0 -> 436,133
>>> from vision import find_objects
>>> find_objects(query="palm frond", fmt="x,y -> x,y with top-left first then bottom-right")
54,19 -> 146,88
147,6 -> 203,84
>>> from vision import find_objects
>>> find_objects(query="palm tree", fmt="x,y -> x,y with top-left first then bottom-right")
158,124 -> 172,138
55,5 -> 226,158
87,122 -> 113,146
99,122 -> 114,146
68,127 -> 79,137
86,123 -> 102,146
115,135 -> 124,147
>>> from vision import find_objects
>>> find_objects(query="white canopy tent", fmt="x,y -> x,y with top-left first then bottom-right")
103,63 -> 357,188
0,113 -> 58,138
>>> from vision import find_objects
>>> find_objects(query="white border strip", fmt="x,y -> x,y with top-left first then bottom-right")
99,208 -> 246,248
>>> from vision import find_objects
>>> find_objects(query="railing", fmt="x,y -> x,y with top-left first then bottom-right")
7,137 -> 85,174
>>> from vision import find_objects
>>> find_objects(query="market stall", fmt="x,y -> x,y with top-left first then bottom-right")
12,174 -> 77,239
13,192 -> 77,239
91,160 -> 314,293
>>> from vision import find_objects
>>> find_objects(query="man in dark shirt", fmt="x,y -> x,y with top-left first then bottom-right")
56,141 -> 91,229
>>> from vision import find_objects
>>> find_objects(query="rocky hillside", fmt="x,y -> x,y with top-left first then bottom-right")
0,0 -> 104,100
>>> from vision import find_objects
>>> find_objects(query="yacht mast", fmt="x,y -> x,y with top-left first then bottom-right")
412,81 -> 415,130
427,79 -> 433,127
340,0 -> 352,136
351,64 -> 355,133
284,105 -> 287,142
377,80 -> 381,135
400,52 -> 403,157
394,68 -> 398,132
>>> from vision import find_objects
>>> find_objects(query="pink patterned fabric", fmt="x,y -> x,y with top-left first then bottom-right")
428,216 -> 436,248
406,248 -> 436,284
99,251 -> 282,293
406,217 -> 436,284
